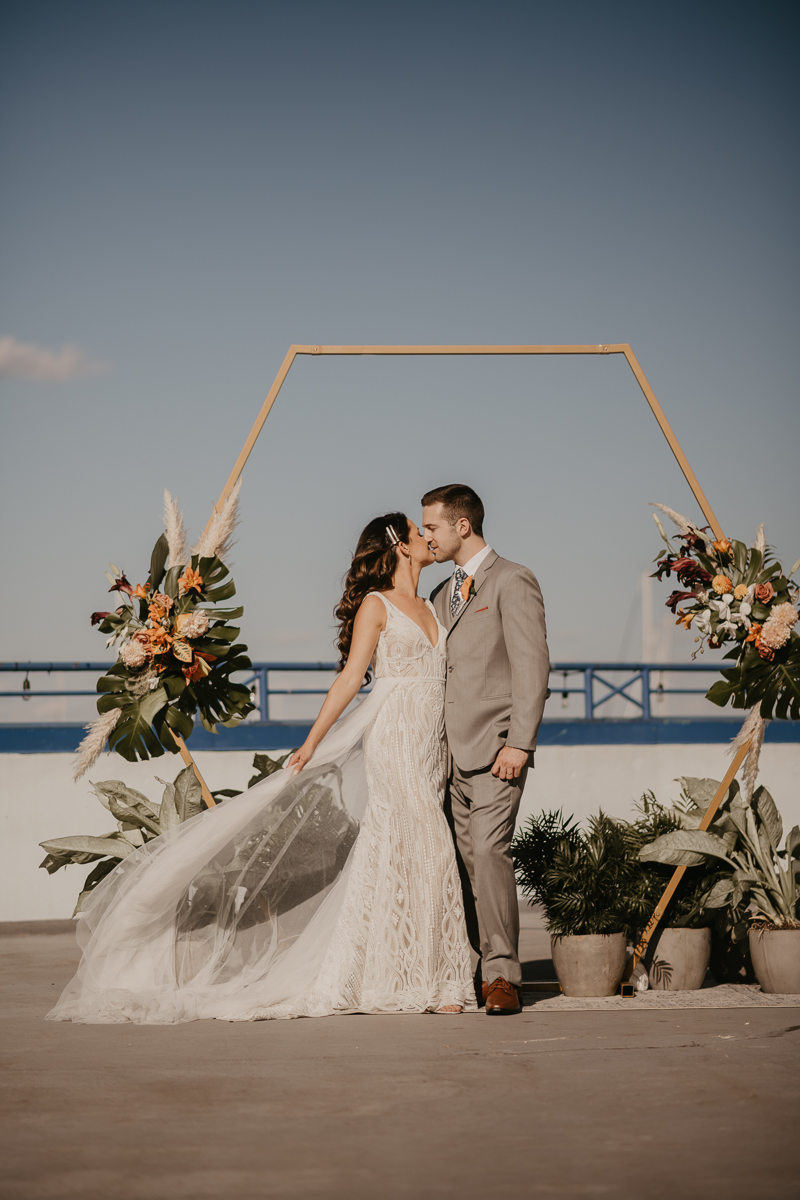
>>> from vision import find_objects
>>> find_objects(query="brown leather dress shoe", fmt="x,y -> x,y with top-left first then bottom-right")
484,977 -> 522,1015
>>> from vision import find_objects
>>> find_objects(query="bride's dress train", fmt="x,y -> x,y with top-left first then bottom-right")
48,594 -> 477,1023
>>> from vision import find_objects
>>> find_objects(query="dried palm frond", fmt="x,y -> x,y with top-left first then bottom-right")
650,503 -> 695,536
729,706 -> 767,803
193,478 -> 241,564
163,489 -> 188,568
73,708 -> 122,781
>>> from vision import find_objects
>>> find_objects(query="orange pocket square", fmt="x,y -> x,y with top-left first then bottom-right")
475,606 -> 488,612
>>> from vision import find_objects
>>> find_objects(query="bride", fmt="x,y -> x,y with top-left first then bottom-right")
49,512 -> 477,1023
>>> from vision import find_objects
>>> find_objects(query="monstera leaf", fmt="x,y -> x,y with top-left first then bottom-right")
107,687 -> 169,762
707,636 -> 800,720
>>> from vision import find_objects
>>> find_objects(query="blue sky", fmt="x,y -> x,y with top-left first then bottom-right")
1,0 -> 798,675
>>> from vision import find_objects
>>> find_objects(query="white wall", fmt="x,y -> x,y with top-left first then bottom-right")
2,742 -> 798,921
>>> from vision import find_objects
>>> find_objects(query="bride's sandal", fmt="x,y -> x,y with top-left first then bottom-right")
435,1004 -> 463,1014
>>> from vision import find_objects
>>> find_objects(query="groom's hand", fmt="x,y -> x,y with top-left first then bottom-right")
491,746 -> 529,782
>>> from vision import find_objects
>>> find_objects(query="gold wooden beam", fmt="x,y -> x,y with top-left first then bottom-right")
207,343 -> 725,539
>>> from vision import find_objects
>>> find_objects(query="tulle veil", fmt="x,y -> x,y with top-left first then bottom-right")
48,679 -> 400,1024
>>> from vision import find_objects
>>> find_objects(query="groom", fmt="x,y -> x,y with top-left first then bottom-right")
423,484 -> 550,1015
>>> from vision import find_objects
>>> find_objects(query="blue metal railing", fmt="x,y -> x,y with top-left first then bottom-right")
0,660 -> 725,722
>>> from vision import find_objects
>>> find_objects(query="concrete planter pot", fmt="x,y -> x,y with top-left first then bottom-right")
550,932 -> 627,997
748,927 -> 800,994
643,927 -> 711,991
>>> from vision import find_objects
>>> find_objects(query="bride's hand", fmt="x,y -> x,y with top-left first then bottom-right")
287,742 -> 315,775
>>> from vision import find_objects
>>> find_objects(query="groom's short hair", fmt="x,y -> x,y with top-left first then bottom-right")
421,484 -> 484,537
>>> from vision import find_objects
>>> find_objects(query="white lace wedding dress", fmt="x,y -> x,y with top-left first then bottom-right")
48,594 -> 477,1023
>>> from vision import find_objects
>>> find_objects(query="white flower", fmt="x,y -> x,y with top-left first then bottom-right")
175,610 -> 210,639
695,611 -> 712,635
120,639 -> 148,669
760,618 -> 790,651
772,602 -> 798,628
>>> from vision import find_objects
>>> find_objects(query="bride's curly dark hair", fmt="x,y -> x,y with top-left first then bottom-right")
335,512 -> 411,680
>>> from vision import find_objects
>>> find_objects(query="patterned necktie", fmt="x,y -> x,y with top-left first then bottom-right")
451,567 -> 467,618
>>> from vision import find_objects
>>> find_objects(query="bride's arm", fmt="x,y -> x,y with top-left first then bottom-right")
286,595 -> 386,773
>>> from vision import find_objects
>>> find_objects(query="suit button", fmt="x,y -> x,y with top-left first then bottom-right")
448,666 -> 453,672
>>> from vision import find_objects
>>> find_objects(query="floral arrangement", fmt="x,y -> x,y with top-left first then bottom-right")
652,503 -> 800,720
74,484 -> 254,777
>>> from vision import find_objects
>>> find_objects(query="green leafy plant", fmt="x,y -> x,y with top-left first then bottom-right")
512,798 -> 727,940
639,776 -> 800,931
513,811 -> 641,937
40,751 -> 293,915
512,809 -> 582,902
621,791 -> 728,932
40,765 -> 208,914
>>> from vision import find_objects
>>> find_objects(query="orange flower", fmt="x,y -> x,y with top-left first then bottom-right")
148,593 -> 174,624
675,609 -> 694,630
712,538 -> 731,555
146,627 -> 173,656
745,623 -> 762,645
733,584 -> 748,600
182,651 -> 216,682
460,574 -> 474,602
131,582 -> 151,600
712,574 -> 733,595
178,566 -> 204,596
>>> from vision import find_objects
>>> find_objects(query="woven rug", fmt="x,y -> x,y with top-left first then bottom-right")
520,984 -> 800,1011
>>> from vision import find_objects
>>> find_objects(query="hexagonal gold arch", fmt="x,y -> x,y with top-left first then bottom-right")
210,343 -> 726,538
179,342 -> 750,978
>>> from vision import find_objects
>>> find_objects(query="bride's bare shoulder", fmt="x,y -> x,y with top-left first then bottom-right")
356,592 -> 388,624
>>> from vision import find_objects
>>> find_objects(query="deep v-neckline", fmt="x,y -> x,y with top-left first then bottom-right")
380,596 -> 442,649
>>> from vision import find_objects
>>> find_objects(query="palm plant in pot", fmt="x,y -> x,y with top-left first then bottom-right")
639,777 -> 800,994
513,811 -> 636,996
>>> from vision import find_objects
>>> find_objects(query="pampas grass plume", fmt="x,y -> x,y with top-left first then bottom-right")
194,478 -> 241,563
753,522 -> 766,559
729,705 -> 767,803
650,503 -> 693,535
73,708 -> 122,781
163,489 -> 188,568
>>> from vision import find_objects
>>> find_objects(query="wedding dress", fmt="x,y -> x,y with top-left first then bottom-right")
48,593 -> 477,1023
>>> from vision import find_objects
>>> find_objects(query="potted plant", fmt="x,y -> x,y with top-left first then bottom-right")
639,777 -> 800,994
623,790 -> 728,990
513,811 -> 634,996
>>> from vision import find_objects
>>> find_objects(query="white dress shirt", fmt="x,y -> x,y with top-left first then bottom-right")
450,545 -> 493,608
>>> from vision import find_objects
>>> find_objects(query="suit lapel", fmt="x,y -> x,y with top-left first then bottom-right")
433,580 -> 452,631
447,550 -> 498,638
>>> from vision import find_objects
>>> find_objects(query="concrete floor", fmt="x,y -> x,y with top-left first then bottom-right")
1,913 -> 799,1200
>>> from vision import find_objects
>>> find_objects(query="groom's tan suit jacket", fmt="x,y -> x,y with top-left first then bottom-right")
431,551 -> 550,772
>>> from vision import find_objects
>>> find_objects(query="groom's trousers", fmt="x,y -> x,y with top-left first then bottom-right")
447,760 -> 528,988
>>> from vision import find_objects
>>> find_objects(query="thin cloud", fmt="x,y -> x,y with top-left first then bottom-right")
0,335 -> 109,381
